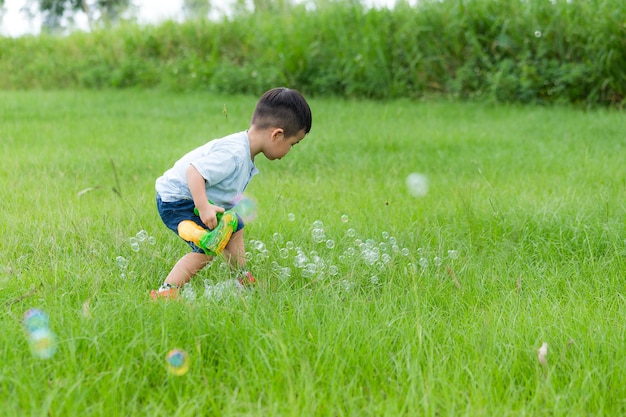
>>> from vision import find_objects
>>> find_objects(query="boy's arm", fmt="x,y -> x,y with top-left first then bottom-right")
186,164 -> 224,229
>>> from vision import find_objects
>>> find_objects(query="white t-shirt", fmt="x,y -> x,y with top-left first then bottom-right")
155,131 -> 259,209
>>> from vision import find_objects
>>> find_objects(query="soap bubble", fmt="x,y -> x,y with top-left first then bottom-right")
288,213 -> 296,221
272,233 -> 284,244
166,349 -> 190,376
326,239 -> 335,249
28,328 -> 57,359
23,309 -> 49,334
406,173 -> 429,197
232,194 -> 258,223
116,256 -> 129,270
448,249 -> 459,259
148,236 -> 157,245
346,228 -> 356,238
312,228 -> 326,243
136,230 -> 148,242
129,237 -> 140,252
328,265 -> 339,276
279,248 -> 289,258
341,214 -> 349,223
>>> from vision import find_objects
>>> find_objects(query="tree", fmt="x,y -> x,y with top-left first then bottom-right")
23,0 -> 133,33
182,0 -> 211,20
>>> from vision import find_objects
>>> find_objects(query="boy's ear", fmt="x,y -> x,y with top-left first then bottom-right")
270,128 -> 284,141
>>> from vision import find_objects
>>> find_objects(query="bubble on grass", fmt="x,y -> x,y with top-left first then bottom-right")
148,236 -> 157,245
381,254 -> 391,264
129,237 -> 140,252
448,249 -> 459,259
388,237 -> 397,245
341,214 -> 349,223
371,275 -> 380,285
286,241 -> 295,250
433,256 -> 442,267
166,349 -> 190,376
339,279 -> 354,292
346,228 -> 356,238
326,239 -> 335,249
116,256 -> 129,270
279,248 -> 289,258
28,328 -> 57,360
272,233 -> 284,244
328,265 -> 339,276
232,194 -> 258,223
252,240 -> 266,252
312,220 -> 324,229
312,228 -> 326,243
382,231 -> 390,240
401,248 -> 410,257
136,230 -> 148,242
534,30 -> 542,38
288,213 -> 296,222
182,283 -> 196,302
419,257 -> 429,268
406,173 -> 429,197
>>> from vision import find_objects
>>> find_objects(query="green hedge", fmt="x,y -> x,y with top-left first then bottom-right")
1,0 -> 624,106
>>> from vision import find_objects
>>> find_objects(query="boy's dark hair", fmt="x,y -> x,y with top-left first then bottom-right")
251,87 -> 312,138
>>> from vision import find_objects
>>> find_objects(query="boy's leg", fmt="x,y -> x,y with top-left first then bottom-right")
222,229 -> 255,286
222,229 -> 245,270
164,252 -> 213,288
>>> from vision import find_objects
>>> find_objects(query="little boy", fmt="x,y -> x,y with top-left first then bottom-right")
151,87 -> 312,299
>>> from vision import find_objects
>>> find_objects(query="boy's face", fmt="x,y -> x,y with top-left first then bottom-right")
264,129 -> 306,160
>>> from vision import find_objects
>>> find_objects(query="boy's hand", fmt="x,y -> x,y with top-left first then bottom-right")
198,204 -> 225,230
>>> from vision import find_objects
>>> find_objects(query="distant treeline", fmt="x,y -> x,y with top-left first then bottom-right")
1,0 -> 624,107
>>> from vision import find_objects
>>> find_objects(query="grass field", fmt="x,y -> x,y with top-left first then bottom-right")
1,90 -> 625,416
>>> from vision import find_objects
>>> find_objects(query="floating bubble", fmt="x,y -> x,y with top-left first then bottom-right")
129,237 -> 141,252
287,213 -> 296,222
166,349 -> 190,376
346,228 -> 356,238
312,220 -> 324,229
326,239 -> 335,249
312,228 -> 326,243
341,214 -> 349,223
406,173 -> 429,197
28,327 -> 57,359
272,233 -> 284,244
182,283 -> 196,302
328,265 -> 339,276
286,241 -> 295,250
136,230 -> 148,242
23,309 -> 49,334
401,248 -> 410,257
279,248 -> 289,258
232,195 -> 258,223
419,257 -> 428,268
148,236 -> 157,245
116,256 -> 129,270
382,231 -> 390,240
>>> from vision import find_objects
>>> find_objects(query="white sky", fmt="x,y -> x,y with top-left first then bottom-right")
1,0 -> 413,37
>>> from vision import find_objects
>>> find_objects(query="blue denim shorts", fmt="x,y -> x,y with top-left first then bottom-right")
156,194 -> 244,253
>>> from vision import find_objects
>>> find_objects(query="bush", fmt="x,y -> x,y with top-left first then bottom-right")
0,0 -> 624,107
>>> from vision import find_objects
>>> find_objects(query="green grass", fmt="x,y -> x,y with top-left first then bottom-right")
1,90 -> 625,416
